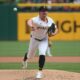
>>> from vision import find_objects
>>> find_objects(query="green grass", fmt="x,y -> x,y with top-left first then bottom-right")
0,41 -> 28,56
52,41 -> 80,56
0,41 -> 80,73
0,62 -> 80,73
0,41 -> 80,56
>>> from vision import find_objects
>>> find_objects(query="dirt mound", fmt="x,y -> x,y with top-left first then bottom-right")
0,57 -> 80,63
0,70 -> 80,80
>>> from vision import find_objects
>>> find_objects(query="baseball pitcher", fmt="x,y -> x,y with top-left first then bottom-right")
22,6 -> 58,79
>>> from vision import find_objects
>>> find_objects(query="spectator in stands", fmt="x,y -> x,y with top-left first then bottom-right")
47,0 -> 52,10
73,0 -> 80,11
57,0 -> 64,3
73,0 -> 80,3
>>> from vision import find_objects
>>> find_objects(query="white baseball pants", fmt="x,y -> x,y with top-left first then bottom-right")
27,37 -> 48,58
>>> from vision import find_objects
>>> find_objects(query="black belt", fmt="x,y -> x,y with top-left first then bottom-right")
31,35 -> 45,41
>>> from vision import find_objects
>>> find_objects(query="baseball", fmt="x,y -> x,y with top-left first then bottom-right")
13,7 -> 17,11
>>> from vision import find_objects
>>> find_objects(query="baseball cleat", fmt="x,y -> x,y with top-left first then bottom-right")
36,71 -> 43,79
22,60 -> 27,69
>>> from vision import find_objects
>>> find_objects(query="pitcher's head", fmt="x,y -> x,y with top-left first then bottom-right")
39,6 -> 48,19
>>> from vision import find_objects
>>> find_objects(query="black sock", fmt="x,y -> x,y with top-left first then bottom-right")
39,55 -> 45,70
23,52 -> 27,61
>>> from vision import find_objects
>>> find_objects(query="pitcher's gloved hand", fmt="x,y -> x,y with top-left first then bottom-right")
48,23 -> 56,36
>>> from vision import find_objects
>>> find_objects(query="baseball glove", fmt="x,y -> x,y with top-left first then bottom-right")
48,23 -> 55,36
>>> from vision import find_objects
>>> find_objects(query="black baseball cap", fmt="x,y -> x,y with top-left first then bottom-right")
39,6 -> 48,12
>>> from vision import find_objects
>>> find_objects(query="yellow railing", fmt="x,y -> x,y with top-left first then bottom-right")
17,3 -> 80,7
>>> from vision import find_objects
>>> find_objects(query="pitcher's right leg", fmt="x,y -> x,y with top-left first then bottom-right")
22,38 -> 38,69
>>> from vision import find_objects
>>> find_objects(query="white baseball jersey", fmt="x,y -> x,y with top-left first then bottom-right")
31,16 -> 55,39
27,16 -> 56,58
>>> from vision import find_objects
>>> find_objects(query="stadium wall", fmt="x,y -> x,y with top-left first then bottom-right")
0,4 -> 80,41
18,12 -> 80,41
0,4 -> 17,40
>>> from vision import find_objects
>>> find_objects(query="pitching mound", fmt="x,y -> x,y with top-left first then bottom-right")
0,70 -> 80,80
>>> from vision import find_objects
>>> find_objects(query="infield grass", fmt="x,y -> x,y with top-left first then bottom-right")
0,41 -> 80,56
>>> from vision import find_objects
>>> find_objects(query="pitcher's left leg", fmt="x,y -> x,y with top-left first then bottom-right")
36,38 -> 48,78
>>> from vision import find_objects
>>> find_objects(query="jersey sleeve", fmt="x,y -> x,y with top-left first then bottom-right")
31,17 -> 37,23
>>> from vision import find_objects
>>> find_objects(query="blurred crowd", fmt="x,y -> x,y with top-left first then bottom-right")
0,0 -> 80,3
16,0 -> 80,12
0,0 -> 80,12
15,0 -> 73,3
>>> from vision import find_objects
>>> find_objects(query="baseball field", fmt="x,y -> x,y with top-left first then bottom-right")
0,41 -> 80,80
